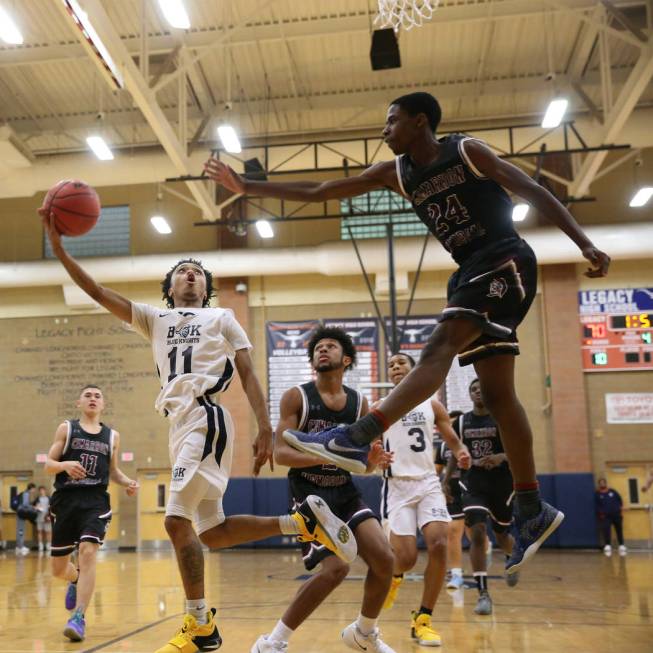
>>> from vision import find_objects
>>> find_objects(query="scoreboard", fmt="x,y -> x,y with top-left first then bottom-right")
579,288 -> 653,372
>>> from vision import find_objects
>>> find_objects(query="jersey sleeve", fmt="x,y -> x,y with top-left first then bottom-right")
222,310 -> 252,351
130,302 -> 158,340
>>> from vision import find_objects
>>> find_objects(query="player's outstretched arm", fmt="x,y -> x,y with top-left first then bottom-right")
44,423 -> 86,479
274,388 -> 329,469
204,156 -> 399,202
464,140 -> 611,278
234,348 -> 274,475
40,209 -> 132,323
109,431 -> 139,496
433,399 -> 471,469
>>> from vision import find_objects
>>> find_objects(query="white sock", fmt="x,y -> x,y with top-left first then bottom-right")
279,514 -> 299,535
186,598 -> 208,624
270,620 -> 294,643
356,614 -> 377,636
451,567 -> 462,577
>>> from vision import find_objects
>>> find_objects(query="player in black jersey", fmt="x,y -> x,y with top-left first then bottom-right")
447,379 -> 518,615
435,410 -> 466,591
45,385 -> 139,642
252,326 -> 395,653
206,91 -> 610,573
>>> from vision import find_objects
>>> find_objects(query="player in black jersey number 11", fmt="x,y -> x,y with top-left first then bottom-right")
205,91 -> 610,574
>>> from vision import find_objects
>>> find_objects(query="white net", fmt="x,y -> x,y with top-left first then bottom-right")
375,0 -> 440,32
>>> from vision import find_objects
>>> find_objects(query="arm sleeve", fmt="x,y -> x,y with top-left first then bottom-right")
223,310 -> 252,351
130,302 -> 158,340
434,443 -> 446,466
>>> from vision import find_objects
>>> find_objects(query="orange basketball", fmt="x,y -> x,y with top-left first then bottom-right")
42,180 -> 101,237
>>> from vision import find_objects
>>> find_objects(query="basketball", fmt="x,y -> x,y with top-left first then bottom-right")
42,180 -> 101,237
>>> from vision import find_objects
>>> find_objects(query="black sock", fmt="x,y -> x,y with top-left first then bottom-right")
394,574 -> 404,580
349,413 -> 385,445
418,606 -> 432,617
474,573 -> 488,593
515,488 -> 541,519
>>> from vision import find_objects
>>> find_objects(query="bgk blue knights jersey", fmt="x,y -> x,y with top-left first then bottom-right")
130,303 -> 251,420
396,134 -> 518,265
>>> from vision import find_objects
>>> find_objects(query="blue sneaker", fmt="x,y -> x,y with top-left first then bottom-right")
283,426 -> 369,474
63,610 -> 85,642
506,502 -> 564,574
65,581 -> 77,611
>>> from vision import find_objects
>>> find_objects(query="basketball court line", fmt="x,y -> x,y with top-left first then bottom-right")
79,612 -> 182,653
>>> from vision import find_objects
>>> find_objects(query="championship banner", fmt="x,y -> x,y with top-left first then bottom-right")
266,320 -> 318,425
324,318 -> 380,404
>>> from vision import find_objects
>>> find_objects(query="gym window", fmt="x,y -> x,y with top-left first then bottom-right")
44,205 -> 131,258
340,190 -> 426,240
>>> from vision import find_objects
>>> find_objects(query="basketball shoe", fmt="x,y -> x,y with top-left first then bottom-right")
382,575 -> 403,610
446,572 -> 464,590
411,612 -> 441,647
65,580 -> 77,610
63,610 -> 85,642
155,608 -> 222,653
283,426 -> 369,474
251,635 -> 288,652
292,495 -> 357,563
342,623 -> 395,653
506,502 -> 564,574
474,591 -> 493,616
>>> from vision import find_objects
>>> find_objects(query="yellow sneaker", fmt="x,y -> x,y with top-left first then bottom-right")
382,575 -> 403,610
411,612 -> 442,647
155,608 -> 222,653
292,495 -> 357,563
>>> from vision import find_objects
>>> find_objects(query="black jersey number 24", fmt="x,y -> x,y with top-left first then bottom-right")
408,427 -> 426,453
168,345 -> 193,382
427,193 -> 470,237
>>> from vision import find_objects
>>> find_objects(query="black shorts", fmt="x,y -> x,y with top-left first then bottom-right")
445,478 -> 464,520
50,489 -> 112,557
289,475 -> 377,571
460,466 -> 514,533
440,238 -> 537,366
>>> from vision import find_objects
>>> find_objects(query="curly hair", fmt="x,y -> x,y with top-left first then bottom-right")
307,325 -> 357,370
161,258 -> 214,309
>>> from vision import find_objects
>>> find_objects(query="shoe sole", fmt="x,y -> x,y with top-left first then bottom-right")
412,630 -> 441,647
282,430 -> 367,475
506,510 -> 565,575
474,608 -> 492,616
63,626 -> 84,642
305,495 -> 358,563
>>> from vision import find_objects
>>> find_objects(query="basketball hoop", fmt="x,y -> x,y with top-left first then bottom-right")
375,0 -> 440,32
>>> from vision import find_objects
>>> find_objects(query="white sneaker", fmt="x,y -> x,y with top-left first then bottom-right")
38,543 -> 44,552
342,623 -> 395,653
21,546 -> 30,555
251,635 -> 288,652
603,544 -> 612,557
618,545 -> 627,557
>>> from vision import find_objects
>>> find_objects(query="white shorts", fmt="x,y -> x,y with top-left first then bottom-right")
166,398 -> 234,534
382,474 -> 451,537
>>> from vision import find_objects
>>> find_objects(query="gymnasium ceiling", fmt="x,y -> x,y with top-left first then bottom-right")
0,0 -> 651,210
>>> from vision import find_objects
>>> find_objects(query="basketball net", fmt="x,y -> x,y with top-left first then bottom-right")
375,0 -> 440,32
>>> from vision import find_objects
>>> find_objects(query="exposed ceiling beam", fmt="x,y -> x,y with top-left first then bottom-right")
4,68 -> 636,140
570,42 -> 653,197
0,0 -> 637,69
53,0 -> 216,219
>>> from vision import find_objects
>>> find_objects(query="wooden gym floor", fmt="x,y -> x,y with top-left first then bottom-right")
0,548 -> 651,652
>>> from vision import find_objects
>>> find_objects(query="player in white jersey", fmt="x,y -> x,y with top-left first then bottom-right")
379,353 -> 470,647
42,214 -> 359,653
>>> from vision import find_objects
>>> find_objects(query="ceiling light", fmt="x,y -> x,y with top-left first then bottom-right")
86,135 -> 114,161
217,125 -> 241,154
0,6 -> 24,44
63,0 -> 124,88
629,187 -> 653,208
541,98 -> 568,129
255,220 -> 274,239
158,0 -> 190,29
512,203 -> 529,222
151,216 -> 172,234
